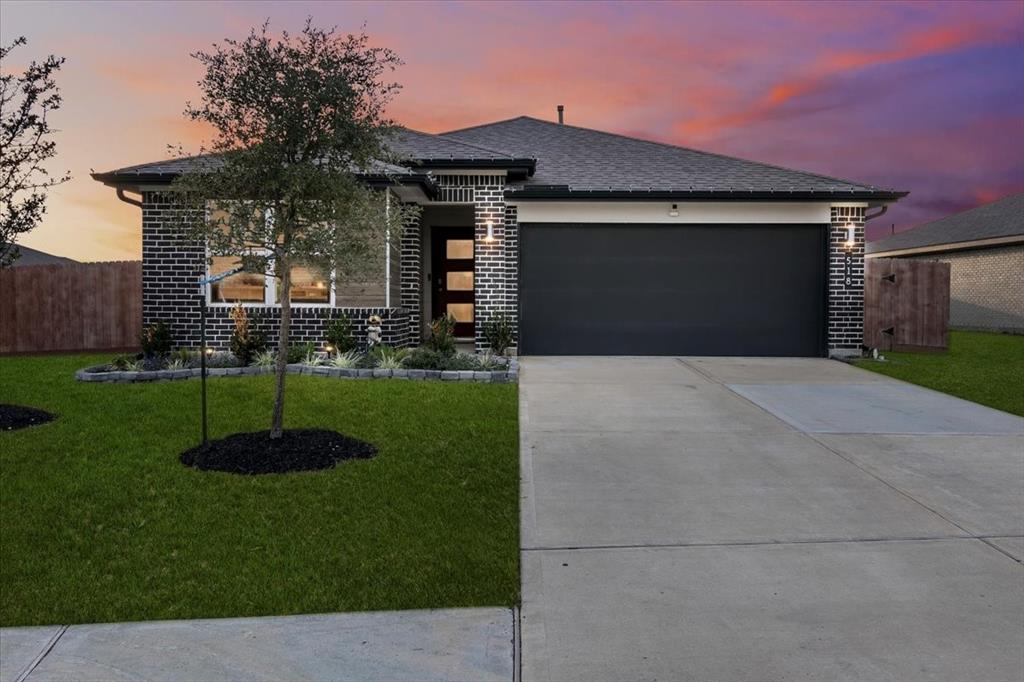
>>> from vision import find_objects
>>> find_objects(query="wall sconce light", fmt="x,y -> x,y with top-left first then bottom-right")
484,220 -> 496,243
668,203 -> 679,218
844,224 -> 856,250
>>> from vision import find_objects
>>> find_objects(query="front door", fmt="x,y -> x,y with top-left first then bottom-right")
432,226 -> 475,338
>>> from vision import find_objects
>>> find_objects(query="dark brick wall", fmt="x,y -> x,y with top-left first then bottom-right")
141,191 -> 410,351
829,205 -> 866,354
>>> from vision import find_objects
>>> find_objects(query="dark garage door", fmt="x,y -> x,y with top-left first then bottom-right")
518,223 -> 827,356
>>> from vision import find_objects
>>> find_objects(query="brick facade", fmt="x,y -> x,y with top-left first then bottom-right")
828,205 -> 866,355
142,188 -> 870,357
141,191 -> 410,351
903,244 -> 1024,332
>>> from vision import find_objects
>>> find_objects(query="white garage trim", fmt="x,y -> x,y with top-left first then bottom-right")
510,201 -> 834,224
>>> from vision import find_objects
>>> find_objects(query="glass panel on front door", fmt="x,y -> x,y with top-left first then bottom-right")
446,239 -> 474,259
447,303 -> 474,323
446,271 -> 473,291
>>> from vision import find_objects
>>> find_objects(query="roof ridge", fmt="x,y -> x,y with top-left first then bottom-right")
497,116 -> 890,192
438,115 -> 534,137
397,127 -> 520,159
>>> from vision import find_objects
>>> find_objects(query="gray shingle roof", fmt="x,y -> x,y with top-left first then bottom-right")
867,193 -> 1024,254
443,116 -> 904,200
386,128 -> 519,162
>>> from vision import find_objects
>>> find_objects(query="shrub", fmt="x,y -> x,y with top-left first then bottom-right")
228,305 -> 266,365
287,342 -> 316,364
476,351 -> 502,370
252,350 -> 277,367
301,348 -> 323,367
329,349 -> 362,368
325,315 -> 357,353
483,313 -> 515,355
139,321 -> 172,357
166,357 -> 188,371
401,346 -> 448,370
110,353 -> 136,370
427,315 -> 457,355
371,345 -> 408,369
445,352 -> 481,371
206,351 -> 242,368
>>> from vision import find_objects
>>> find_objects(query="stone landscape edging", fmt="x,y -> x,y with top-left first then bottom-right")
75,359 -> 519,384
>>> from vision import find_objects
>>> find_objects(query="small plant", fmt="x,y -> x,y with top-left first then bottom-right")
475,350 -> 502,371
205,351 -> 242,368
252,350 -> 277,367
373,346 -> 407,370
483,313 -> 515,356
228,304 -> 266,365
445,352 -> 481,371
166,357 -> 187,371
325,314 -> 357,354
329,349 -> 362,368
139,321 -> 172,358
110,353 -> 136,370
301,349 -> 323,367
401,346 -> 448,370
287,342 -> 316,364
171,348 -> 194,365
123,358 -> 144,372
427,314 -> 457,355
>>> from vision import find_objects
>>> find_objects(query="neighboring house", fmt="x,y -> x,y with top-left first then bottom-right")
93,114 -> 906,357
867,193 -> 1024,332
6,245 -> 78,267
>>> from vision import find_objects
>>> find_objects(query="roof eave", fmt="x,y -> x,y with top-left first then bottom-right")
91,170 -> 440,199
505,187 -> 909,202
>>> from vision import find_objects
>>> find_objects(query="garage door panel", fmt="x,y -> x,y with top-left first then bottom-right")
519,224 -> 826,356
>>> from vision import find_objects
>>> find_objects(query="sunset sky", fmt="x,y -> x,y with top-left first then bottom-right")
2,0 -> 1022,262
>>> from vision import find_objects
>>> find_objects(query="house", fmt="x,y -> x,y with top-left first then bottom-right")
92,114 -> 907,357
867,193 -> 1024,332
6,245 -> 78,267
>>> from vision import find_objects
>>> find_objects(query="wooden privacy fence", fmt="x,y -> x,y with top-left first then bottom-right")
0,261 -> 142,354
864,257 -> 951,351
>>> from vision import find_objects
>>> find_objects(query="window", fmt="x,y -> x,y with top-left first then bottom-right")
205,207 -> 336,307
210,256 -> 265,303
276,265 -> 331,304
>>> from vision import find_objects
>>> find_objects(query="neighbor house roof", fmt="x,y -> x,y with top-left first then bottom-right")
867,193 -> 1024,256
442,116 -> 906,201
6,245 -> 78,267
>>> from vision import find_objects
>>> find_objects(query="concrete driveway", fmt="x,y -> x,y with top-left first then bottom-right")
520,357 -> 1023,682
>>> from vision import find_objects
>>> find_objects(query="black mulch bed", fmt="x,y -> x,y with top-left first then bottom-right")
180,428 -> 377,475
1,404 -> 56,431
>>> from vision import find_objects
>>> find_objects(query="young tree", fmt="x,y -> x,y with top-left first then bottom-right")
173,21 -> 419,439
0,37 -> 69,267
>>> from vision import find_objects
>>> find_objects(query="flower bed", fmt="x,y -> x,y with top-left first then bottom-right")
76,356 -> 519,384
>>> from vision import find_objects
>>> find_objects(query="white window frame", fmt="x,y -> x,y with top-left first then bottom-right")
204,207 -> 337,309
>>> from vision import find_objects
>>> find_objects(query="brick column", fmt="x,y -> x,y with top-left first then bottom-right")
828,205 -> 866,356
503,204 -> 519,353
400,214 -> 422,343
473,176 -> 507,351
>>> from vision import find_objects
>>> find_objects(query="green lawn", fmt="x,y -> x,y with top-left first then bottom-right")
854,331 -> 1024,417
0,354 -> 519,626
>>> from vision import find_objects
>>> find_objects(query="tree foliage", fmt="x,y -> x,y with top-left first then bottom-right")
0,37 -> 69,267
171,20 -> 419,437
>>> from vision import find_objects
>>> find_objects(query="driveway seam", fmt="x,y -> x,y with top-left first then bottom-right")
677,357 -> 991,543
14,624 -> 67,682
522,534 -> 975,553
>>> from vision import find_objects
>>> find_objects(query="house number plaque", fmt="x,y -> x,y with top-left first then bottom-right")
843,252 -> 854,289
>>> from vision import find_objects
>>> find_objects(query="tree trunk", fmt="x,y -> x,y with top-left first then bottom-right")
270,263 -> 291,439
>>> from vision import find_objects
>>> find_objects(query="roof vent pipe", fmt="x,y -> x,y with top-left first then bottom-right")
557,105 -> 564,124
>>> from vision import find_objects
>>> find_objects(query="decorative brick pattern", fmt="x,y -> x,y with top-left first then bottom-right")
141,191 -> 410,351
829,205 -> 866,355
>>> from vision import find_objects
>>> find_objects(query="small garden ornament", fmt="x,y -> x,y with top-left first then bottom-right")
366,314 -> 383,348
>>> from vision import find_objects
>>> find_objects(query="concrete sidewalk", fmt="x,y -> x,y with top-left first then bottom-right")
1,608 -> 514,682
519,356 -> 1023,681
